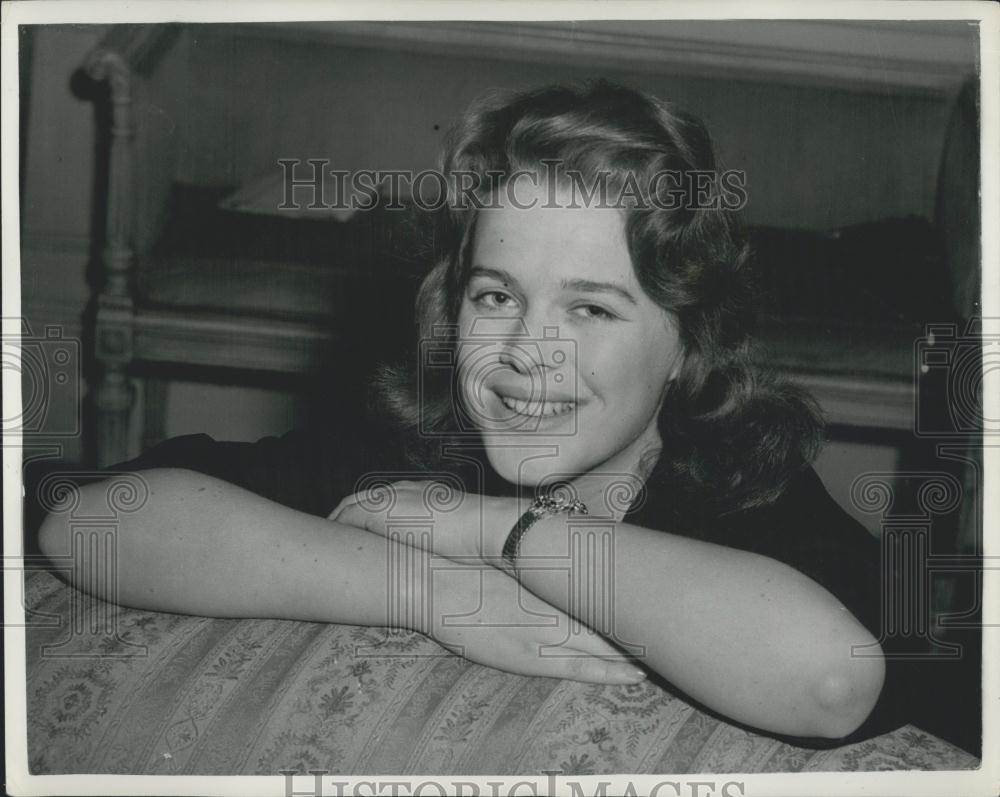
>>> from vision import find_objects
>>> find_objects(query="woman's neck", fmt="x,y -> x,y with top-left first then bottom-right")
519,425 -> 663,519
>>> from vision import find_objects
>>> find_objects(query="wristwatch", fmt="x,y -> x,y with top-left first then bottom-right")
501,493 -> 588,574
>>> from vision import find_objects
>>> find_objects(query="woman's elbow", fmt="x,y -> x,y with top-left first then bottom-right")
38,504 -> 70,563
808,642 -> 886,739
37,477 -> 134,564
36,468 -> 190,563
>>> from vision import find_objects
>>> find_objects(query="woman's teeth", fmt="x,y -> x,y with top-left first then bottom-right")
497,393 -> 576,417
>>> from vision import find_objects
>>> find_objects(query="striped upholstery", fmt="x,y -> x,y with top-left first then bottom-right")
23,570 -> 978,775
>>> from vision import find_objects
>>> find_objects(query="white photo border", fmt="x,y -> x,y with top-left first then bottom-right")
3,1 -> 997,795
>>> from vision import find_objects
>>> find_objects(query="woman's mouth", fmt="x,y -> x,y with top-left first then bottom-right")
495,392 -> 577,418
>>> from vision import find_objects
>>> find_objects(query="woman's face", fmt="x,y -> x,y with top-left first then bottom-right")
455,183 -> 685,487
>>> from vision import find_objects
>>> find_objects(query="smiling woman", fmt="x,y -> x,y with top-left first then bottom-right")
40,81 -> 903,749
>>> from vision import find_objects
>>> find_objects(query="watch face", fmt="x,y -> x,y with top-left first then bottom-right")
535,493 -> 588,515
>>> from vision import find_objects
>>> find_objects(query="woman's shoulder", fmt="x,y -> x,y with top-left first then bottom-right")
718,466 -> 878,552
633,465 -> 875,548
631,464 -> 882,623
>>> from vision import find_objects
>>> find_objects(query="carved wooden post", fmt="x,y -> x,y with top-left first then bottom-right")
86,50 -> 135,467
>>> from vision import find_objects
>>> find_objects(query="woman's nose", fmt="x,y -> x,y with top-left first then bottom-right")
498,318 -> 570,373
498,347 -> 547,374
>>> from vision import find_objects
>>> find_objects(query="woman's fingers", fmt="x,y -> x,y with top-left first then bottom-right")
521,649 -> 646,685
328,492 -> 381,533
509,624 -> 646,684
328,492 -> 361,522
329,500 -> 363,528
557,626 -> 628,660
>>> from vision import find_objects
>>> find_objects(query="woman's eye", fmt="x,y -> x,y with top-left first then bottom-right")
574,304 -> 617,321
473,291 -> 518,311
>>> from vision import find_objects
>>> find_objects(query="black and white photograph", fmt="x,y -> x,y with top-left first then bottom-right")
3,2 -> 997,795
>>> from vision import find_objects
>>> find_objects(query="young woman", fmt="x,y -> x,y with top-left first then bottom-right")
39,81 -> 901,745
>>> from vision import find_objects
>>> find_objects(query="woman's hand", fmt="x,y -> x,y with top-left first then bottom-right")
329,480 -> 515,562
427,563 -> 645,685
330,481 -> 644,683
329,473 -> 642,564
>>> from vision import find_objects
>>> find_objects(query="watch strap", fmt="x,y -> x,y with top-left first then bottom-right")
501,494 -> 588,573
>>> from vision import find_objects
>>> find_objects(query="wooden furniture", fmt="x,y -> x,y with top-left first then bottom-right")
83,26 -> 421,466
84,27 -> 342,466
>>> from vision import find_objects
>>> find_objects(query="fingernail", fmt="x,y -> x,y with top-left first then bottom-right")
624,665 -> 646,681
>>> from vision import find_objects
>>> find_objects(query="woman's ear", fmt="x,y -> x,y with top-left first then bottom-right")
668,350 -> 686,383
662,313 -> 685,384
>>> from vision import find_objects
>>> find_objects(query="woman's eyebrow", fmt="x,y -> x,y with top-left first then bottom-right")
469,266 -> 519,287
561,278 -> 638,306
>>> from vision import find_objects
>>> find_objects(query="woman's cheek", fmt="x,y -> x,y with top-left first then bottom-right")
585,341 -> 644,395
576,331 -> 623,384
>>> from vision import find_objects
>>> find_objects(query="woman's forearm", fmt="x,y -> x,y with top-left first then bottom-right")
490,510 -> 885,740
37,468 -> 435,630
37,469 -> 650,684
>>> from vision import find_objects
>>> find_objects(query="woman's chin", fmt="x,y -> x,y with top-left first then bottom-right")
482,445 -> 588,489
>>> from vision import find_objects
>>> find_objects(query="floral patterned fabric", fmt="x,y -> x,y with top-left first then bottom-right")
23,570 -> 978,775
